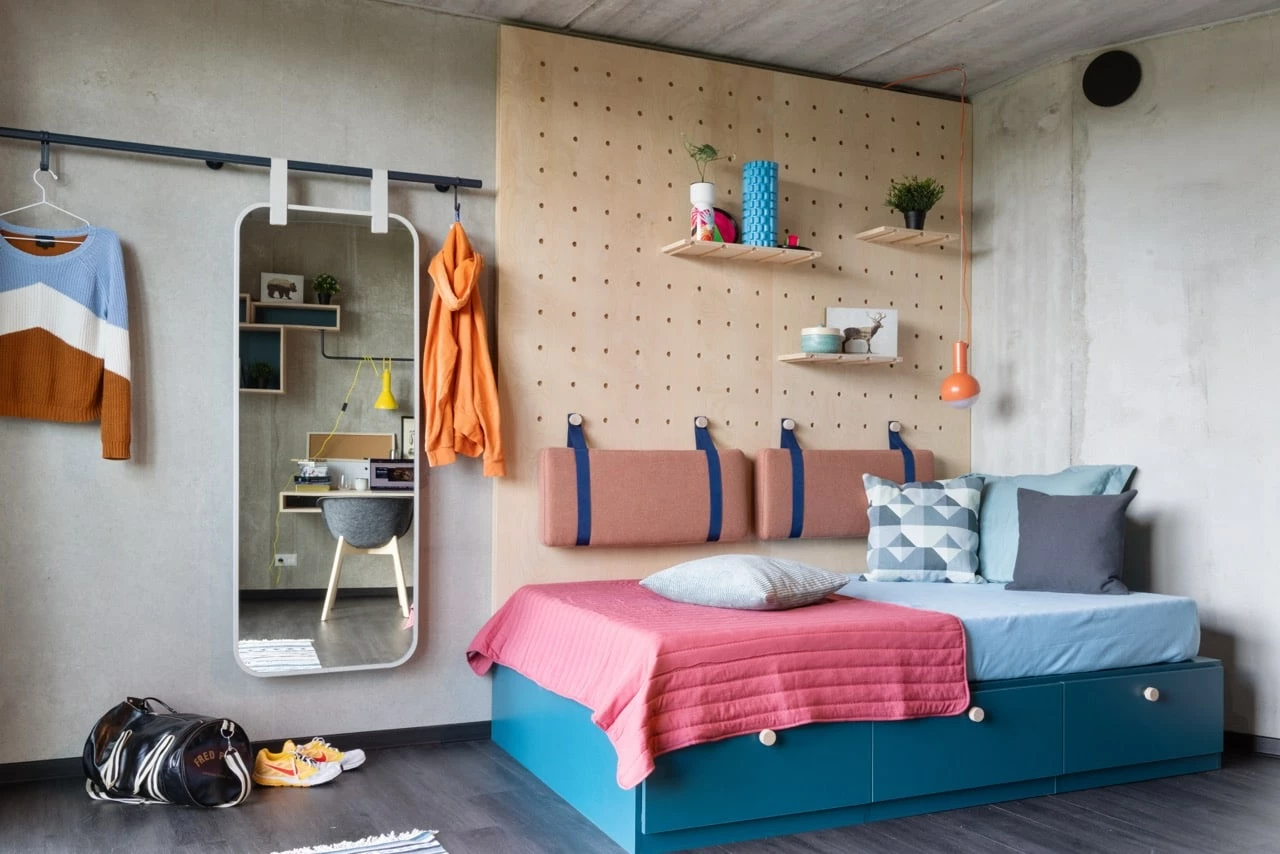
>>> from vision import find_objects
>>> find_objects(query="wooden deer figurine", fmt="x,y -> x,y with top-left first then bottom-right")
843,311 -> 887,354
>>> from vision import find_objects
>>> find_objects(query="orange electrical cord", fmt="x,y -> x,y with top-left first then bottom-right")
881,66 -> 971,345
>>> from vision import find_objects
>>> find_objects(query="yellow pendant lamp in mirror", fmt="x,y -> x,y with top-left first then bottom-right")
374,358 -> 398,410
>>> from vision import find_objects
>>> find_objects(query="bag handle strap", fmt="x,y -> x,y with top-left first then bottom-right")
128,696 -> 178,714
214,720 -> 252,808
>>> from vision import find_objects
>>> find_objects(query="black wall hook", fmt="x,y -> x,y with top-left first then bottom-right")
39,132 -> 50,172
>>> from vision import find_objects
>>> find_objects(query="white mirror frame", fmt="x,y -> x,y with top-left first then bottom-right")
231,202 -> 421,677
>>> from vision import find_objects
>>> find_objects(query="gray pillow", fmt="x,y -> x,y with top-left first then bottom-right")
640,554 -> 848,610
1007,489 -> 1137,594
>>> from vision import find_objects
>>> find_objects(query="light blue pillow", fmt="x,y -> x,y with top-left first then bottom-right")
863,474 -> 983,583
970,465 -> 1136,583
640,555 -> 848,610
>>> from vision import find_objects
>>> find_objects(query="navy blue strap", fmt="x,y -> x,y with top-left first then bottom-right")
780,420 -> 804,539
888,422 -> 916,483
567,415 -> 591,546
694,418 -> 723,542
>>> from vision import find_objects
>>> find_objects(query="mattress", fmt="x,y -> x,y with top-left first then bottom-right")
841,580 -> 1200,682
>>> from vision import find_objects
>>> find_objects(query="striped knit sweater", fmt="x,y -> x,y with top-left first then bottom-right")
0,219 -> 131,459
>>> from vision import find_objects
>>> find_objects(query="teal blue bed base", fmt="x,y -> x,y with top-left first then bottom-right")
492,658 -> 1223,854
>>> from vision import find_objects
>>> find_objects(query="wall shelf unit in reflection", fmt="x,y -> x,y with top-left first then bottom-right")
239,324 -> 287,394
237,301 -> 341,393
251,302 -> 341,330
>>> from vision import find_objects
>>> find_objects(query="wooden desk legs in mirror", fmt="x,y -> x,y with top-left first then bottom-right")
320,535 -> 411,622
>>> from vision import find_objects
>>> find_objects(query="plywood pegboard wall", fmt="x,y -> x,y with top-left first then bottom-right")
492,26 -> 972,604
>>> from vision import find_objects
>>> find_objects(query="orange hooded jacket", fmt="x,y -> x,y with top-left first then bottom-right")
422,223 -> 505,476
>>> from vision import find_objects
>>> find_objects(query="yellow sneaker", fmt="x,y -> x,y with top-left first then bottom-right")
251,747 -> 342,787
285,737 -> 366,771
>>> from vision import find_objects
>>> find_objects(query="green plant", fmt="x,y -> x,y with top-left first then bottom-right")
884,176 -> 945,213
312,273 -> 341,296
248,362 -> 274,383
683,137 -> 728,183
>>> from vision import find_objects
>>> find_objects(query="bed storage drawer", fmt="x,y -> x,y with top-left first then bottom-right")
1063,663 -> 1223,773
640,721 -> 872,834
871,684 -> 1063,802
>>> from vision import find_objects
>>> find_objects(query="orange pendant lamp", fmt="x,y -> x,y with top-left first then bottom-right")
941,341 -> 980,408
886,65 -> 981,409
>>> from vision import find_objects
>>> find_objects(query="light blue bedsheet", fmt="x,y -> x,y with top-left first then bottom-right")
840,580 -> 1200,682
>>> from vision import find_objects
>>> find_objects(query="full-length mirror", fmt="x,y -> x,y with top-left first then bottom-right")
233,204 -> 420,675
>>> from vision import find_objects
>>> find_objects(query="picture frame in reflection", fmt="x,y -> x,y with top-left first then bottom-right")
401,415 -> 416,460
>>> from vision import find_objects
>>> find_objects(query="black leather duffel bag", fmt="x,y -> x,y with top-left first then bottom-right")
83,697 -> 252,807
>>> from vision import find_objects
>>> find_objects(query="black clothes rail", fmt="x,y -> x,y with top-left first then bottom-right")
0,126 -> 483,191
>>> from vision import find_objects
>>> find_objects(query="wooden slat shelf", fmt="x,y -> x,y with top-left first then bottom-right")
777,353 -> 903,365
855,226 -> 958,247
660,238 -> 821,266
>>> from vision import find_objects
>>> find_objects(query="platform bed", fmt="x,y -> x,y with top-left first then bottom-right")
492,658 -> 1224,854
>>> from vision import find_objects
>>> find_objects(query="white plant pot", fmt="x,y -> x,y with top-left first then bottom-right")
690,182 -> 715,241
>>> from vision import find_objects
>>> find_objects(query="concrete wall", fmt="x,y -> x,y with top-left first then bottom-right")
0,0 -> 497,762
973,13 -> 1280,738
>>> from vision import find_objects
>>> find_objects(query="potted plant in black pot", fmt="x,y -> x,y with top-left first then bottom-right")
313,273 -> 341,305
884,176 -> 945,230
248,362 -> 274,389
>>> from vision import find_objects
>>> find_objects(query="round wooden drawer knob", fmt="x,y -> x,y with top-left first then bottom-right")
759,729 -> 778,747
1143,686 -> 1160,702
968,707 -> 986,723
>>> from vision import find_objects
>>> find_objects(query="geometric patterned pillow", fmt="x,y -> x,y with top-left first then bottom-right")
862,474 -> 983,583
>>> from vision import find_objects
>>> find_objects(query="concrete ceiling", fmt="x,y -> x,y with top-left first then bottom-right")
385,0 -> 1280,95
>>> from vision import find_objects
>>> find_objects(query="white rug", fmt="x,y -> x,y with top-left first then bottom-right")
270,829 -> 444,854
237,638 -> 322,673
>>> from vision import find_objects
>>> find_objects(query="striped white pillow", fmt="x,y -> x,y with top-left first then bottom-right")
641,554 -> 848,610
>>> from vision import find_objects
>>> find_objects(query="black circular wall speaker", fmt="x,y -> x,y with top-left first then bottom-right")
1082,50 -> 1142,107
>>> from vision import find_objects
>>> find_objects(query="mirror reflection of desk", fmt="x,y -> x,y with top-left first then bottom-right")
279,489 -> 414,514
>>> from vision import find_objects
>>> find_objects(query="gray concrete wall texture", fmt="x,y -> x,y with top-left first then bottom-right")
973,12 -> 1280,738
0,0 -> 497,761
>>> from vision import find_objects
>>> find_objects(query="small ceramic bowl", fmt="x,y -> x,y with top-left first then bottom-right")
800,326 -> 844,354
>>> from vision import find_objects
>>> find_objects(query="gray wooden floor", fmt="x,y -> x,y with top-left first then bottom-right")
0,743 -> 1275,853
239,597 -> 412,669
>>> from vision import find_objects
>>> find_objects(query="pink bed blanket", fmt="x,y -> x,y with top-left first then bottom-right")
467,580 -> 969,788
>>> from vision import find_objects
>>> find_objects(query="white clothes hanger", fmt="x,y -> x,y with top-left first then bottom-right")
1,168 -> 92,245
